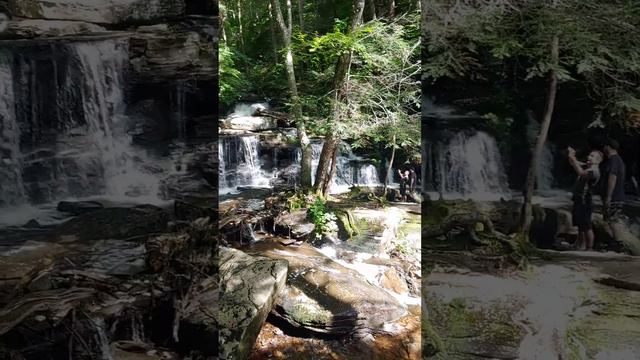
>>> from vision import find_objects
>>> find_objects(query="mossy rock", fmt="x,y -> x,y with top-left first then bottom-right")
426,295 -> 523,359
334,209 -> 360,240
423,201 -> 451,228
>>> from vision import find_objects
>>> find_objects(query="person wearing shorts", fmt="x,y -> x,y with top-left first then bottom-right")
567,147 -> 602,251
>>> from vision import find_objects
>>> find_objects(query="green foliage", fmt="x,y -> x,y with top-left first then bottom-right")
423,0 -> 640,127
307,197 -> 338,237
286,191 -> 308,211
219,44 -> 248,107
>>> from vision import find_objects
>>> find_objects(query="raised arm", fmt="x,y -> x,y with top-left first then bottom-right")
568,153 -> 587,177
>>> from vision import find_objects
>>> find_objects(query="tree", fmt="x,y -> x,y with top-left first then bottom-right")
313,0 -> 366,196
422,0 -> 640,235
269,0 -> 313,189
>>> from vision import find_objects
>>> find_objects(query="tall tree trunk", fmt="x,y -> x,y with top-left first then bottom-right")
322,142 -> 340,196
366,0 -> 376,21
220,4 -> 227,43
237,0 -> 245,50
519,33 -> 559,234
383,135 -> 396,195
388,0 -> 395,19
270,0 -> 312,189
268,3 -> 279,64
314,0 -> 365,196
314,133 -> 339,194
298,0 -> 305,29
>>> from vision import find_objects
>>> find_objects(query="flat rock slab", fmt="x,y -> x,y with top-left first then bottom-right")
220,117 -> 277,131
242,242 -> 407,335
217,247 -> 288,360
0,19 -> 106,39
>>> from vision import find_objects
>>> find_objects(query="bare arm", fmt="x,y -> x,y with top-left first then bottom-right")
606,174 -> 617,202
568,154 -> 587,177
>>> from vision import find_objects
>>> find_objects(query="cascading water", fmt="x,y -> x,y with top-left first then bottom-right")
73,41 -> 161,201
219,102 -> 383,194
0,39 -> 201,226
433,131 -> 509,200
0,53 -> 26,206
218,135 -> 274,193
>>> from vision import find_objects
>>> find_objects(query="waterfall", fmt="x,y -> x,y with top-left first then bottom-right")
0,39 -> 174,215
131,314 -> 144,342
73,41 -> 161,201
310,140 -> 380,189
218,141 -> 228,190
358,164 -> 380,185
92,317 -> 115,360
0,53 -> 26,206
433,131 -> 509,200
218,135 -> 273,192
171,80 -> 190,140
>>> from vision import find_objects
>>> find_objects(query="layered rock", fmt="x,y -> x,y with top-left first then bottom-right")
6,0 -> 185,25
129,20 -> 216,83
53,205 -> 171,241
217,247 -> 288,360
0,19 -> 106,39
219,117 -> 278,132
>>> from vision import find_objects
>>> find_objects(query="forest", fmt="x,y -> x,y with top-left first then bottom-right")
422,1 -> 640,359
218,0 -> 423,358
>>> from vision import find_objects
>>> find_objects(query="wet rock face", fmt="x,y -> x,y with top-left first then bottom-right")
0,19 -> 106,39
6,0 -> 185,25
53,205 -> 171,241
217,247 -> 288,360
129,20 -> 216,84
244,242 -> 407,335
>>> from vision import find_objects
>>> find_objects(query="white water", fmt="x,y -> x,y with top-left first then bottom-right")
0,40 -> 196,226
219,135 -> 275,194
93,317 -> 115,360
0,53 -> 26,206
220,112 -> 383,195
433,131 -> 510,201
74,41 -> 162,202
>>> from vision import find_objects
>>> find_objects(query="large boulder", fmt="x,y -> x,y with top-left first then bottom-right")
6,0 -> 184,25
217,247 -> 288,360
273,209 -> 315,240
244,242 -> 407,335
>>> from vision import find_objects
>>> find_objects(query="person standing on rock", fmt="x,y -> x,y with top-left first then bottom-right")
567,147 -> 602,251
398,169 -> 408,202
602,138 -> 626,221
409,168 -> 418,194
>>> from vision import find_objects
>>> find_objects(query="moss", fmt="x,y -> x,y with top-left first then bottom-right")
7,0 -> 43,18
423,317 -> 444,356
291,303 -> 332,325
427,295 -> 525,356
334,209 -> 360,239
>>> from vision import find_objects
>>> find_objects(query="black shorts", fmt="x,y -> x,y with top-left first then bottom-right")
572,200 -> 593,231
399,186 -> 406,195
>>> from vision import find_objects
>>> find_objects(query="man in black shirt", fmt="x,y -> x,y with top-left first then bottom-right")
603,138 -> 626,220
